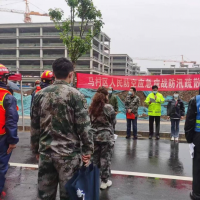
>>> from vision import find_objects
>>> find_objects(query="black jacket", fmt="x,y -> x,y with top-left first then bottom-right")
167,98 -> 185,119
30,82 -> 50,117
184,96 -> 197,143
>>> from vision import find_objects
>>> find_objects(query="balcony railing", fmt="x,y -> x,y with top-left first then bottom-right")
43,32 -> 60,36
78,55 -> 90,60
76,65 -> 90,70
43,43 -> 64,47
0,44 -> 16,47
20,33 -> 40,36
43,54 -> 65,58
7,66 -> 17,71
19,65 -> 40,69
19,54 -> 40,57
104,52 -> 109,57
112,72 -> 125,75
0,55 -> 16,58
92,67 -> 102,72
43,65 -> 52,69
93,56 -> 102,62
19,43 -> 40,47
93,45 -> 100,51
0,33 -> 16,36
104,44 -> 109,49
112,59 -> 126,63
112,66 -> 126,69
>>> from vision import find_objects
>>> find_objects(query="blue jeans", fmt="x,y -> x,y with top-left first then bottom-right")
0,135 -> 12,194
171,119 -> 180,138
127,117 -> 137,137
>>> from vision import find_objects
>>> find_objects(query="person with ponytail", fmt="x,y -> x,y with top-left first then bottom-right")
89,86 -> 116,190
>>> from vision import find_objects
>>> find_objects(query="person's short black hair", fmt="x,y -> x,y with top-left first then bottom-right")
152,85 -> 158,90
52,57 -> 74,79
174,91 -> 179,93
131,87 -> 136,92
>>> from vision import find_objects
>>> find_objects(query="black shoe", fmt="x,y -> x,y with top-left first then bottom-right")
190,192 -> 200,200
190,193 -> 195,200
133,137 -> 138,140
149,136 -> 152,139
126,136 -> 130,139
156,136 -> 160,140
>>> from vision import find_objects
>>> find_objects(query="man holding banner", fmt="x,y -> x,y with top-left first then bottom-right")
145,85 -> 165,140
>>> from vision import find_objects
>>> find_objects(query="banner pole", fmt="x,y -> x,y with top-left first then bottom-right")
20,80 -> 24,131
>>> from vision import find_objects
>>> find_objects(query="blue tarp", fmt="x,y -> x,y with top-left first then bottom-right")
14,89 -> 189,119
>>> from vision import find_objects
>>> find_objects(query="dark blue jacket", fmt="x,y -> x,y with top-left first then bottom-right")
0,82 -> 19,145
30,82 -> 50,117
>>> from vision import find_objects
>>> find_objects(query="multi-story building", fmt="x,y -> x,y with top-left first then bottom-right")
139,71 -> 147,76
147,67 -> 200,75
0,22 -> 111,85
110,54 -> 140,76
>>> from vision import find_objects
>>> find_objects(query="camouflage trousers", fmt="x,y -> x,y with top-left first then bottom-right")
37,153 -> 81,200
93,141 -> 114,183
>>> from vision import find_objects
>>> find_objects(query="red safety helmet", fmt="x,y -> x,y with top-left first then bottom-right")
0,64 -> 10,84
0,64 -> 9,77
41,70 -> 54,80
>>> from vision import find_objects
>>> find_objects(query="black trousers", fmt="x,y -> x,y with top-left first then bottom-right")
193,133 -> 200,197
149,116 -> 160,137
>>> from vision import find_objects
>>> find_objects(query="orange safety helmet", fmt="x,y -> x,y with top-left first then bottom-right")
41,70 -> 54,83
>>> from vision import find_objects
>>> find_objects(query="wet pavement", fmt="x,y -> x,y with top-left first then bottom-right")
18,117 -> 185,134
6,132 -> 193,200
4,167 -> 192,200
10,132 -> 192,177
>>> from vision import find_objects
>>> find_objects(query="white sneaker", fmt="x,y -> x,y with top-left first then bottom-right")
175,138 -> 179,142
100,182 -> 108,190
171,137 -> 175,141
106,180 -> 112,187
100,180 -> 112,189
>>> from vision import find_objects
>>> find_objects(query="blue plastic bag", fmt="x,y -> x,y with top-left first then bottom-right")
65,163 -> 100,200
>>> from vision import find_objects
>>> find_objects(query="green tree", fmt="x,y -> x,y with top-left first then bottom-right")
49,0 -> 104,85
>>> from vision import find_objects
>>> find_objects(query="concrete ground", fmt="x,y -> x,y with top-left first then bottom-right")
4,132 -> 193,200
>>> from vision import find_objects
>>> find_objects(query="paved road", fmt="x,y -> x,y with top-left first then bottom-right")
18,117 -> 185,133
4,167 -> 192,200
6,132 -> 192,200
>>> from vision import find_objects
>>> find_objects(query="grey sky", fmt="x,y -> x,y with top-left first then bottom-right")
0,0 -> 200,71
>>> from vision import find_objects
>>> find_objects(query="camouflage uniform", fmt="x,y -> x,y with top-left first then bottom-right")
125,95 -> 140,116
90,104 -> 116,183
125,95 -> 140,138
108,94 -> 118,112
31,80 -> 93,200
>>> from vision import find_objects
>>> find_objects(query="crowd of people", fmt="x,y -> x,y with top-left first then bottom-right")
0,58 -> 200,200
124,85 -> 185,142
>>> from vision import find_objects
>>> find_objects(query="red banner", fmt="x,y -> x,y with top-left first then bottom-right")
77,73 -> 200,91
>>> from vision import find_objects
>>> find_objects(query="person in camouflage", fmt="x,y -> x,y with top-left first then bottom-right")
125,87 -> 140,140
108,87 -> 118,113
108,87 -> 118,132
31,58 -> 93,200
89,86 -> 116,190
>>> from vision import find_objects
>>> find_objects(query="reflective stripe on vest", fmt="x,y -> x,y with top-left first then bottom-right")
0,88 -> 11,135
195,95 -> 200,132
